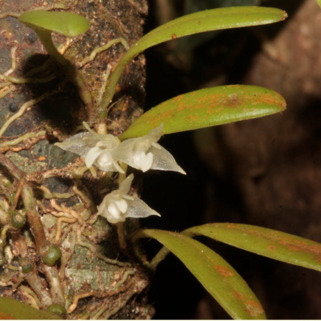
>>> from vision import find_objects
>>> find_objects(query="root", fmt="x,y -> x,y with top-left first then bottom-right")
76,225 -> 130,267
79,38 -> 129,68
55,217 -> 77,244
0,89 -> 58,138
0,130 -> 46,151
50,199 -> 85,224
67,291 -> 95,314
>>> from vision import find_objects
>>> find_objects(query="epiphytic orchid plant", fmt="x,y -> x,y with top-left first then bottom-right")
1,2 -> 321,320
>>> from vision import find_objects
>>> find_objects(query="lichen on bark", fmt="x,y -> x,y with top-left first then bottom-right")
0,0 -> 153,318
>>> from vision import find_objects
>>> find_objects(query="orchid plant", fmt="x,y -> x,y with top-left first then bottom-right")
56,123 -> 184,225
1,2 -> 321,320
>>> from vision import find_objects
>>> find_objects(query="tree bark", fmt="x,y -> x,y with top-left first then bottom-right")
0,0 -> 153,318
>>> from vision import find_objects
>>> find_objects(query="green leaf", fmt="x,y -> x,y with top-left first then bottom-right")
134,229 -> 266,319
100,6 -> 287,111
120,85 -> 286,139
0,297 -> 61,320
183,223 -> 321,272
317,0 -> 321,8
177,0 -> 262,51
19,11 -> 90,37
185,0 -> 261,13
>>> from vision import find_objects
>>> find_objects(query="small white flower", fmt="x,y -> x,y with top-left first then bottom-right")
56,123 -> 123,173
97,174 -> 161,224
114,124 -> 186,174
56,123 -> 185,175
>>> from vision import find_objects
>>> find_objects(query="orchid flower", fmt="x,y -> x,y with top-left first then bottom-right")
97,174 -> 161,224
56,123 -> 185,175
114,124 -> 186,174
56,123 -> 124,173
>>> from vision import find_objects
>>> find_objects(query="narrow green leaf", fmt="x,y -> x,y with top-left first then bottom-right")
100,6 -> 287,111
134,229 -> 266,319
317,0 -> 321,8
120,85 -> 286,139
0,297 -> 60,320
19,11 -> 90,37
132,6 -> 286,53
183,223 -> 321,272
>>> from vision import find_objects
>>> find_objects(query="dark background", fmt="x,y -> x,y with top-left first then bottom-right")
139,0 -> 321,318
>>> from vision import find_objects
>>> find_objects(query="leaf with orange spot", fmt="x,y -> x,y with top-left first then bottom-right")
101,7 -> 287,110
120,85 -> 286,139
133,229 -> 266,319
183,223 -> 321,272
0,297 -> 60,320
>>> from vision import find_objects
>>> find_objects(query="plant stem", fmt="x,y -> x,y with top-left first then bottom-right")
117,222 -> 127,250
149,246 -> 170,270
131,229 -> 170,270
11,231 -> 53,307
98,46 -> 138,118
25,269 -> 53,307
21,185 -> 47,254
43,265 -> 65,305
35,28 -> 70,68
35,29 -> 93,112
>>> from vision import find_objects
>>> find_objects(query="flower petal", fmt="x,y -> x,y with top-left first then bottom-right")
108,203 -> 119,217
132,150 -> 154,172
56,130 -> 121,173
55,132 -> 94,156
142,124 -> 163,145
95,150 -> 124,173
150,144 -> 186,175
84,146 -> 103,168
115,199 -> 128,213
107,203 -> 126,224
126,197 -> 161,219
97,193 -> 126,224
115,124 -> 180,172
113,138 -> 147,171
119,174 -> 134,194
96,134 -> 120,149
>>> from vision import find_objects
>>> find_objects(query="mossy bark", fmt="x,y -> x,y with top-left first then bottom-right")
0,0 -> 153,318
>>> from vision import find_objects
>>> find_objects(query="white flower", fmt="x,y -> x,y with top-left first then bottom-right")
56,123 -> 123,173
56,123 -> 185,175
114,124 -> 186,174
97,174 -> 161,224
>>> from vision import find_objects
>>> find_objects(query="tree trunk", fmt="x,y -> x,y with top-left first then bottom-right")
0,0 -> 153,318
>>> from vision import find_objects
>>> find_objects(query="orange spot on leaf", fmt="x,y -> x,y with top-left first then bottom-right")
0,312 -> 14,319
233,291 -> 245,301
246,300 -> 264,317
186,114 -> 199,122
267,244 -> 277,252
215,265 -> 234,278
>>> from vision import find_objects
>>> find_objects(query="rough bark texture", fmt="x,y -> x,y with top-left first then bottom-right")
0,0 -> 153,319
